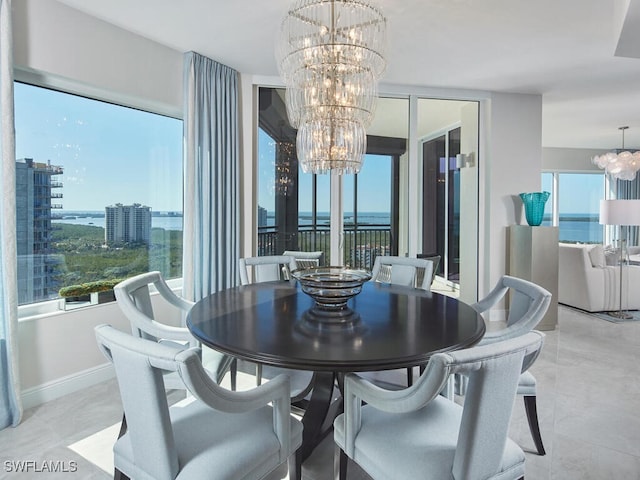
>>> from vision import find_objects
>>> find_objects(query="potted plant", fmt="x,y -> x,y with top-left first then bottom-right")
58,279 -> 121,310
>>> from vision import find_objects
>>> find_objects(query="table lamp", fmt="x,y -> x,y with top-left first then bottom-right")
599,199 -> 640,319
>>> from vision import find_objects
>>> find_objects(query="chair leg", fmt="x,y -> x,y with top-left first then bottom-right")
288,449 -> 302,480
256,363 -> 263,386
442,376 -> 455,400
406,367 -> 413,386
114,469 -> 130,480
334,444 -> 348,480
524,395 -> 546,455
230,358 -> 237,391
113,414 -> 130,479
117,413 -> 127,439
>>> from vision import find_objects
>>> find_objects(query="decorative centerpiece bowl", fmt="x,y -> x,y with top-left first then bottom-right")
291,266 -> 372,311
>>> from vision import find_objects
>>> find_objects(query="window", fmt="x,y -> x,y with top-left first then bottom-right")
257,87 -> 407,269
14,82 -> 183,306
257,126 -> 332,260
541,172 -> 553,226
343,154 -> 395,269
541,172 -> 604,244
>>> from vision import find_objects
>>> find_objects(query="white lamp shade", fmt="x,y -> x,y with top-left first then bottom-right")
599,199 -> 640,225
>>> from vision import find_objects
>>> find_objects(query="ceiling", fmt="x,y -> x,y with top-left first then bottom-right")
56,0 -> 640,150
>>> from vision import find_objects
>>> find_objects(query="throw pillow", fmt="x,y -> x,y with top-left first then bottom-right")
604,252 -> 620,267
588,244 -> 606,268
605,249 -> 619,266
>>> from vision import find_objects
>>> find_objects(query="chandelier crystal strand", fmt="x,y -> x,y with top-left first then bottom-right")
592,126 -> 640,181
297,118 -> 366,174
277,0 -> 387,174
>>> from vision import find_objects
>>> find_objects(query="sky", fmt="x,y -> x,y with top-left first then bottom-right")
542,171 -> 604,216
15,82 -> 603,216
14,82 -> 183,212
258,129 -> 392,213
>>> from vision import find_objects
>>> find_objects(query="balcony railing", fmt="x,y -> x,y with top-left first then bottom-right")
258,224 -> 392,271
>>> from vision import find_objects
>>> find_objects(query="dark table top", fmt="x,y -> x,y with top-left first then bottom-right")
187,280 -> 485,372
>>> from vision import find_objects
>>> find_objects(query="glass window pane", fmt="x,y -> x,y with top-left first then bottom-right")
257,128 -> 277,255
541,173 -> 553,226
557,173 -> 604,244
344,154 -> 393,269
14,82 -> 183,305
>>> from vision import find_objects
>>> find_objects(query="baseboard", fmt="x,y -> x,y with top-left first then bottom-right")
21,363 -> 115,410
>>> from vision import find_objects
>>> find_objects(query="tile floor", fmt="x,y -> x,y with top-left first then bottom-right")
1,305 -> 639,479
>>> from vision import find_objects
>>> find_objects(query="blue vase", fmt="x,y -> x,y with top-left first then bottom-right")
519,191 -> 550,226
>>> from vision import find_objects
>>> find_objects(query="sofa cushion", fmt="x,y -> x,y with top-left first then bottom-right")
588,245 -> 606,268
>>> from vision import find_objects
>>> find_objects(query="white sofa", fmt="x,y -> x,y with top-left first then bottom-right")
559,243 -> 640,312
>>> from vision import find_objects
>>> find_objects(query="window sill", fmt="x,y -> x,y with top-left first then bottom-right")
18,277 -> 184,322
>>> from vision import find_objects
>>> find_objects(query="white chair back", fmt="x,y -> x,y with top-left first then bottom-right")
239,255 -> 297,285
114,271 -> 194,345
114,271 -> 233,386
473,275 -> 551,344
370,255 -> 435,291
95,324 -> 302,480
337,331 -> 545,480
283,250 -> 323,269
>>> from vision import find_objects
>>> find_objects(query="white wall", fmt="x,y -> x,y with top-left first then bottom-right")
13,0 -> 183,116
542,147 -> 608,171
459,103 -> 479,305
18,294 -> 181,408
18,303 -> 128,407
480,92 -> 543,298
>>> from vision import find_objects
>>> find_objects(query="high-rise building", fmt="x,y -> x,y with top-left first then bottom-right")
105,203 -> 151,244
351,244 -> 390,270
16,158 -> 64,305
258,205 -> 268,227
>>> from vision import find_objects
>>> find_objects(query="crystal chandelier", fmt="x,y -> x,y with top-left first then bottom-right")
276,0 -> 387,174
592,126 -> 640,181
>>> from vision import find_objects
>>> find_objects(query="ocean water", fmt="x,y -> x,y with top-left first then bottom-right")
543,214 -> 603,244
271,212 -> 391,227
53,212 -> 183,231
53,211 -> 604,244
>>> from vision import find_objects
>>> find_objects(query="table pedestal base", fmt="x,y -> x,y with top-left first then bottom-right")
293,371 -> 344,462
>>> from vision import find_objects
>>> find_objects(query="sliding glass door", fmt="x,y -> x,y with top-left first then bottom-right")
421,127 -> 461,281
416,99 -> 479,298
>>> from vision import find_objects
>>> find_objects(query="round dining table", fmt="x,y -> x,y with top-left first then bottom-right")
187,280 -> 485,460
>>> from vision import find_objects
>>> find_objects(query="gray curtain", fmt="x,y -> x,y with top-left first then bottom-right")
0,0 -> 22,429
616,177 -> 640,245
182,52 -> 239,301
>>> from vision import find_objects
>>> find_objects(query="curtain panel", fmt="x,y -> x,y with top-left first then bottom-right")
617,178 -> 640,245
0,0 -> 23,429
182,52 -> 240,302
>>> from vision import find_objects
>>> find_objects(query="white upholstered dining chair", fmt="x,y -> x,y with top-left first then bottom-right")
239,255 -> 297,284
465,274 -> 552,456
282,250 -> 324,269
114,271 -> 236,390
334,331 -> 545,480
95,324 -> 303,480
238,256 -> 313,399
370,255 -> 434,291
366,255 -> 436,387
